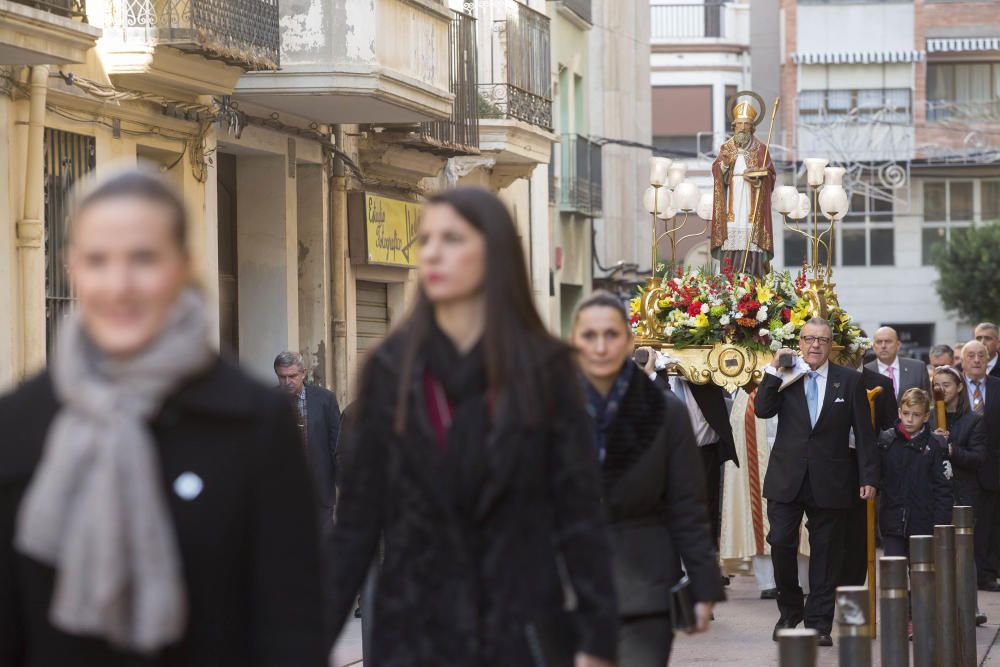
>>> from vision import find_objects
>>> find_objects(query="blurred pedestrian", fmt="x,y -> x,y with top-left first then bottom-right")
0,168 -> 325,666
974,322 -> 1000,379
326,187 -> 617,667
865,326 -> 931,400
573,292 -> 722,666
929,343 -> 955,369
274,351 -> 341,518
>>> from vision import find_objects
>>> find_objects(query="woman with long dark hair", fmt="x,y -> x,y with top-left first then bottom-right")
0,169 -> 325,666
327,187 -> 617,667
570,291 -> 723,666
930,366 -> 988,508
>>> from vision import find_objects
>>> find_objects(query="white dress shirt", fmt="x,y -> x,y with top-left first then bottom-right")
877,357 -> 901,395
765,359 -> 829,420
670,376 -> 719,447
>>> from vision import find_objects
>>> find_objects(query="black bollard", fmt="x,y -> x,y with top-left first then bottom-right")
880,557 -> 909,667
954,506 -> 977,667
910,535 -> 936,667
777,628 -> 818,667
836,586 -> 872,667
934,525 -> 957,667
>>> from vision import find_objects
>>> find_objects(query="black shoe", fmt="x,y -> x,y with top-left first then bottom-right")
817,633 -> 834,647
772,618 -> 802,641
721,575 -> 731,587
760,587 -> 779,600
977,611 -> 988,626
354,606 -> 362,618
978,581 -> 1000,592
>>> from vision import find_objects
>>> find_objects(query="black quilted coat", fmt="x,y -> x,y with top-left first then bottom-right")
326,335 -> 618,667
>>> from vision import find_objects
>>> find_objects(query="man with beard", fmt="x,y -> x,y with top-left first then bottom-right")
711,98 -> 776,277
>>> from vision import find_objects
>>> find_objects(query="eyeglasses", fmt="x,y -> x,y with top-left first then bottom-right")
801,336 -> 832,346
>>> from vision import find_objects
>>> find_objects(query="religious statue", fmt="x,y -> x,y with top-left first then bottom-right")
711,93 -> 776,277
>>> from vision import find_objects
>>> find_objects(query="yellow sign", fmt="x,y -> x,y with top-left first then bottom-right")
362,193 -> 420,268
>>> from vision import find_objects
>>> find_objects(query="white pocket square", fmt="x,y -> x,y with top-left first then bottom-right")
834,397 -> 846,403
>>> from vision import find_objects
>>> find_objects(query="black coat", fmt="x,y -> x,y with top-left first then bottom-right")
304,384 -> 341,510
602,369 -> 724,616
0,360 -> 326,667
651,374 -> 738,465
755,363 -> 880,508
930,411 -> 988,485
862,367 -> 899,432
326,337 -> 617,667
877,427 -> 952,537
974,375 -> 1000,491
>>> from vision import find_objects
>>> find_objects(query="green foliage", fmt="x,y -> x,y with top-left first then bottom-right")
934,221 -> 1000,323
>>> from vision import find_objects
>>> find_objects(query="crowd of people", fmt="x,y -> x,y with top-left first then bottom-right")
2,168 -> 1000,667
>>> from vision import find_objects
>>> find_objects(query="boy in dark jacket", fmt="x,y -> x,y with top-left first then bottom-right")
878,388 -> 953,557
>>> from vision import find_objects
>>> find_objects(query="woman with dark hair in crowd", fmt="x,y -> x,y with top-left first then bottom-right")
570,290 -> 723,666
931,365 -> 988,508
0,168 -> 325,666
326,187 -> 617,667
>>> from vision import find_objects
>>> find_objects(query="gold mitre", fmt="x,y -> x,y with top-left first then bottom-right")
732,102 -> 758,124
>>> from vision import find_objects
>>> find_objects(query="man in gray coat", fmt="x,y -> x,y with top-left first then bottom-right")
865,326 -> 931,400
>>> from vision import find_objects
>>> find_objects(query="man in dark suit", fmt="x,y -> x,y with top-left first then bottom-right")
756,318 -> 879,646
274,351 -> 341,517
865,326 -> 931,400
639,349 -> 739,553
839,367 -> 897,588
961,341 -> 1000,591
974,323 -> 1000,379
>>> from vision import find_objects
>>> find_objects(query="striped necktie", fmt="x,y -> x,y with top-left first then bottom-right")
973,381 -> 985,416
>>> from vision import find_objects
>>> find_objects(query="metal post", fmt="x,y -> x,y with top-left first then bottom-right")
910,535 -> 936,667
880,557 -> 909,667
934,525 -> 957,667
954,506 -> 977,667
836,586 -> 872,667
777,628 -> 818,667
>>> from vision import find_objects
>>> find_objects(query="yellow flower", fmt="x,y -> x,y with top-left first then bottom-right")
629,296 -> 641,316
694,313 -> 709,328
789,302 -> 809,327
756,284 -> 774,304
657,298 -> 672,311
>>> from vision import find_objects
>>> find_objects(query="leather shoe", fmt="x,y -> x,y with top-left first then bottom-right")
817,633 -> 834,647
772,618 -> 801,641
977,611 -> 988,626
760,587 -> 779,600
979,580 -> 1000,592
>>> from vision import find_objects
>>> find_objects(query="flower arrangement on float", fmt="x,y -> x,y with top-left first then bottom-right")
629,257 -> 871,357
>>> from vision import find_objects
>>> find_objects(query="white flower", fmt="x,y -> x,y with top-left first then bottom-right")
758,328 -> 770,337
700,303 -> 710,314
735,311 -> 744,319
665,325 -> 675,336
756,307 -> 768,322
770,340 -> 783,352
719,314 -> 731,326
736,287 -> 747,299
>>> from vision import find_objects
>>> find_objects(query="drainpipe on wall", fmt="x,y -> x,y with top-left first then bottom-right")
329,124 -> 350,406
17,65 -> 49,379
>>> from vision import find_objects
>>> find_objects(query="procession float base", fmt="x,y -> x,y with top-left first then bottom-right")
630,264 -> 868,394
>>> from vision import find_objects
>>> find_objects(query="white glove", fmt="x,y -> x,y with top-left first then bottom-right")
943,460 -> 954,480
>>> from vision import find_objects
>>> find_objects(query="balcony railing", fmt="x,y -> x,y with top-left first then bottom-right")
12,0 -> 86,18
560,134 -> 602,217
479,0 -> 553,130
551,0 -> 591,24
422,11 -> 480,154
104,0 -> 280,71
650,1 -> 725,41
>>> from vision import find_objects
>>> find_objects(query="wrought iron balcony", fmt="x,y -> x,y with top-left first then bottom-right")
478,0 -> 553,130
421,11 -> 480,155
11,0 -> 85,19
104,0 -> 280,71
559,134 -> 602,217
650,1 -> 725,41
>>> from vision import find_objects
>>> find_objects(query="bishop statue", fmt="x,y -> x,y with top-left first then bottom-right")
711,98 -> 776,277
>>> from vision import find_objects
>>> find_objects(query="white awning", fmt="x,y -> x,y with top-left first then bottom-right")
927,37 -> 1000,53
791,51 -> 925,65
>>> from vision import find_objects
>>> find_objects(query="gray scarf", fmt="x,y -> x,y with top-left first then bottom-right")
15,289 -> 214,653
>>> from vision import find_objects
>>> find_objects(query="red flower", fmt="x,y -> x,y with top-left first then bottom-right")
687,301 -> 704,317
630,313 -> 641,325
782,307 -> 792,322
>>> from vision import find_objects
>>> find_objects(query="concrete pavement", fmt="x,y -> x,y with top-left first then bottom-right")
331,574 -> 1000,666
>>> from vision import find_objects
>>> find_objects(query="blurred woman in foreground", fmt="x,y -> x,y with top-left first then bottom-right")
327,187 -> 618,667
0,168 -> 325,667
571,291 -> 723,666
